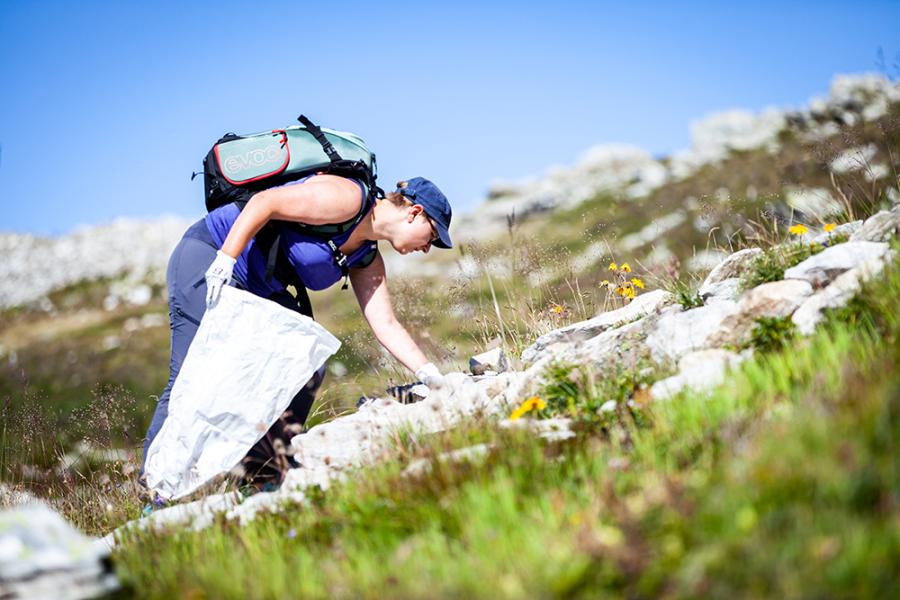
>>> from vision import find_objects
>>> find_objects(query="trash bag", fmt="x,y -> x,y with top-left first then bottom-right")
143,286 -> 341,500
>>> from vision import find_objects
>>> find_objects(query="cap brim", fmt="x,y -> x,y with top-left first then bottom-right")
432,223 -> 453,249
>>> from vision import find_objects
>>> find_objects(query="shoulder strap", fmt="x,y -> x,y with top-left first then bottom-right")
291,179 -> 372,238
352,243 -> 379,270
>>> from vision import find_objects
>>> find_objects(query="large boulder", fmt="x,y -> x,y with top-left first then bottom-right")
849,207 -> 900,243
650,348 -> 747,401
700,248 -> 763,289
699,277 -> 743,304
521,290 -> 674,364
0,499 -> 119,599
710,279 -> 813,347
783,241 -> 891,288
792,256 -> 892,335
646,302 -> 740,364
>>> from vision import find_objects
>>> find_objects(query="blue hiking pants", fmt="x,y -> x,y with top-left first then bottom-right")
140,219 -> 325,483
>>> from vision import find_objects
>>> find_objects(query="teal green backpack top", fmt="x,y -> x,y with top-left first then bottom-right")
199,115 -> 383,225
197,115 -> 385,295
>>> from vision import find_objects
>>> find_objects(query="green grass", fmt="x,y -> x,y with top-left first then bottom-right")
107,253 -> 900,599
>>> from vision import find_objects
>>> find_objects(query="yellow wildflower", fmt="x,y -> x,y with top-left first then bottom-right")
509,396 -> 547,420
600,279 -> 610,288
824,223 -> 836,232
625,287 -> 636,299
615,286 -> 625,296
631,277 -> 645,289
788,224 -> 809,236
621,263 -> 632,273
550,304 -> 564,315
608,261 -> 618,271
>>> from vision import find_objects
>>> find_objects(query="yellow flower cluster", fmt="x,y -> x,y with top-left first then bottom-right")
509,396 -> 547,420
788,223 -> 809,236
600,260 -> 643,301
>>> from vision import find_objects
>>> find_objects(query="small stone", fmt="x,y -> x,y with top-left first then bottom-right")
469,347 -> 509,375
599,400 -> 617,413
700,248 -> 763,288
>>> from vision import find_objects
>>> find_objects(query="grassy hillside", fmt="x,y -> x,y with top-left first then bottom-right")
109,243 -> 900,598
0,81 -> 898,597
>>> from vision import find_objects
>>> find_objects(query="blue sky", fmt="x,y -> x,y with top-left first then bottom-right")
1,0 -> 898,235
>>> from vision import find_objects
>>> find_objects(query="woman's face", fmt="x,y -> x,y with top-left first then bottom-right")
391,205 -> 438,255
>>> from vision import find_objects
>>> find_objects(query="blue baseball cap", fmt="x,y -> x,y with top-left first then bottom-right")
398,177 -> 453,249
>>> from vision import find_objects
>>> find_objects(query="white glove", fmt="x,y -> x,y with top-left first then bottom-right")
415,362 -> 445,390
205,250 -> 236,308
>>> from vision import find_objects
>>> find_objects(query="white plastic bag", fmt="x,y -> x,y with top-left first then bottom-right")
144,286 -> 341,500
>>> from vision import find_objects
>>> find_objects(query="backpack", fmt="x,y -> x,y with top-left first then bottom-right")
196,115 -> 383,307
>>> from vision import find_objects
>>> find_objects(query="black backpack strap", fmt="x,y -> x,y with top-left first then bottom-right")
298,115 -> 342,164
252,219 -> 314,316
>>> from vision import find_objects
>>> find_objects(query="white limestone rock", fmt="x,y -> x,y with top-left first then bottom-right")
810,220 -> 862,246
849,208 -> 900,243
710,279 -> 813,347
830,144 -> 878,174
499,417 -> 576,443
699,277 -> 743,305
646,302 -> 740,364
521,290 -> 674,365
618,211 -> 687,252
402,443 -> 493,478
469,347 -> 510,375
701,247 -> 763,288
0,215 -> 193,309
687,249 -> 730,272
792,256 -> 892,335
669,108 -> 785,179
0,500 -> 119,599
783,241 -> 891,288
650,349 -> 747,401
784,186 -> 842,219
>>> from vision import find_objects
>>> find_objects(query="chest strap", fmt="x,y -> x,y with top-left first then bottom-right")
326,239 -> 350,290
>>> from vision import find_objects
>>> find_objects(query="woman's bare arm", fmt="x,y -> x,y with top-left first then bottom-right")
348,253 -> 430,373
220,175 -> 360,258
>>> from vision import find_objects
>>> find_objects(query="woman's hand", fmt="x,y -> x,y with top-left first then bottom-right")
415,362 -> 446,390
205,250 -> 236,308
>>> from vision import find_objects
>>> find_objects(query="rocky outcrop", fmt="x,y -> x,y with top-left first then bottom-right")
650,349 -> 748,401
521,290 -> 674,364
646,302 -> 740,364
710,279 -> 813,347
784,241 -> 891,287
700,248 -> 763,289
454,74 -> 899,242
849,206 -> 900,243
792,256 -> 892,335
0,216 -> 192,309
